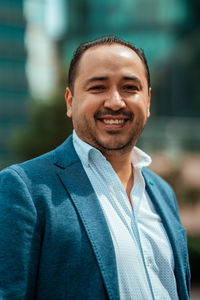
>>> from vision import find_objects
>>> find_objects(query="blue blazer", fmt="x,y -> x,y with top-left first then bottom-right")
0,136 -> 190,300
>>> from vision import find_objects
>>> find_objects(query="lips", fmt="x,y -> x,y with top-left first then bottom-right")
94,110 -> 133,130
95,116 -> 129,130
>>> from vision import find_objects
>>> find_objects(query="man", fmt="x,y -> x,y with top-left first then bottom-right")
0,35 -> 190,299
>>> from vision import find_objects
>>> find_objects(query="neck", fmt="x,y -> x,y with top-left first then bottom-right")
105,152 -> 134,205
105,152 -> 132,174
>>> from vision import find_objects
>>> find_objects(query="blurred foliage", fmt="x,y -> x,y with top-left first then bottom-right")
188,235 -> 200,283
11,88 -> 73,162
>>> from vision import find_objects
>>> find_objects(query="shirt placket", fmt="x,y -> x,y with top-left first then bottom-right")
130,167 -> 156,300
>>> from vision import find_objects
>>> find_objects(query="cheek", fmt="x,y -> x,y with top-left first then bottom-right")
71,101 -> 94,122
75,97 -> 102,115
129,95 -> 148,113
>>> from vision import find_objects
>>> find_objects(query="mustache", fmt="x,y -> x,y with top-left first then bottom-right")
94,109 -> 133,120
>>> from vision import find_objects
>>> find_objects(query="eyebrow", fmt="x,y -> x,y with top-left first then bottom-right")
122,76 -> 142,88
84,76 -> 108,86
84,75 -> 142,88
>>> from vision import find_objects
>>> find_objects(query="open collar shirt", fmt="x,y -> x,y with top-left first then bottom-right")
73,131 -> 179,300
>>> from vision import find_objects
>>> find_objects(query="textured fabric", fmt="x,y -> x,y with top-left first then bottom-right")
73,131 -> 179,300
0,135 -> 190,300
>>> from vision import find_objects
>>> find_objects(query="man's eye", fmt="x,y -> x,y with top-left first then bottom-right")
89,85 -> 106,91
123,85 -> 138,91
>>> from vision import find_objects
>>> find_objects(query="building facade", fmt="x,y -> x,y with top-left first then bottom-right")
0,0 -> 28,168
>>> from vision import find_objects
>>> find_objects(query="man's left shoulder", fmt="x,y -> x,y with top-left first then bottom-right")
142,167 -> 180,214
142,167 -> 172,192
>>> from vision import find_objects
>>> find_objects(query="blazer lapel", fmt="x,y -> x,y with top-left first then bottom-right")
143,169 -> 189,298
54,136 -> 120,300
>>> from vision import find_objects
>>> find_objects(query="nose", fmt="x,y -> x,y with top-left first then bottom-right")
104,89 -> 126,111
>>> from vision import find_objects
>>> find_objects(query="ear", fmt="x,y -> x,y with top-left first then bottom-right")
65,87 -> 73,118
147,87 -> 151,118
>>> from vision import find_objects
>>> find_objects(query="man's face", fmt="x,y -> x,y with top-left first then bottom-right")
65,44 -> 151,156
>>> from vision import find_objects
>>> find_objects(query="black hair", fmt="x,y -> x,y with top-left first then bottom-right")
68,34 -> 150,93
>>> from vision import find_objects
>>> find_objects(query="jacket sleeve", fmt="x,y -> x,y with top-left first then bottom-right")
0,166 -> 41,300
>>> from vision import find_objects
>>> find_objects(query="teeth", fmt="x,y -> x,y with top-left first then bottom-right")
103,119 -> 124,124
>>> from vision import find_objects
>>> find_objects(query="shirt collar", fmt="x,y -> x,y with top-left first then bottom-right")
73,130 -> 97,167
132,146 -> 152,169
73,130 -> 152,169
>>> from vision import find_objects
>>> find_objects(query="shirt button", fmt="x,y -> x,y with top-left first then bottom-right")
146,257 -> 152,267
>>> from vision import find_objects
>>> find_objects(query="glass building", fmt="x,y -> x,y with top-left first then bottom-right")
65,0 -> 200,153
0,0 -> 28,168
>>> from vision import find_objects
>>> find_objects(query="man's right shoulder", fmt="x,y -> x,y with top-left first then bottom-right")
0,151 -> 56,199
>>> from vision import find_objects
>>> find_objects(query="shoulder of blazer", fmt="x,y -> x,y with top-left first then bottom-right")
142,167 -> 181,217
142,167 -> 172,192
0,135 -> 77,209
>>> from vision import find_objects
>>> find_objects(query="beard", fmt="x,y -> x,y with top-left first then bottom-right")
73,111 -> 147,157
93,119 -> 146,156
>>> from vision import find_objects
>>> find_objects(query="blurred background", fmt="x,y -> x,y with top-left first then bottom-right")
0,0 -> 199,297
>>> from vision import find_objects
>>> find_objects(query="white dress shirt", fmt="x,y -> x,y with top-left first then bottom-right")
73,131 -> 179,300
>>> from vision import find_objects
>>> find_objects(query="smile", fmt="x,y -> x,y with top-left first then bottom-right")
96,116 -> 130,130
102,119 -> 125,125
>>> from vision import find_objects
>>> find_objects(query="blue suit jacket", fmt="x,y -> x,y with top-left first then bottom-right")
0,136 -> 190,300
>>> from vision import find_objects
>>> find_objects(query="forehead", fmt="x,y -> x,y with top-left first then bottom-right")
76,44 -> 146,80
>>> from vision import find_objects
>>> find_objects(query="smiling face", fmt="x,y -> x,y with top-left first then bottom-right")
65,44 -> 151,157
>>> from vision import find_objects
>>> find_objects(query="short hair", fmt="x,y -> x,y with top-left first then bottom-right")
68,35 -> 150,93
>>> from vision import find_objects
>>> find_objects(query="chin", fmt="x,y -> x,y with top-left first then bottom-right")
98,137 -> 135,152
